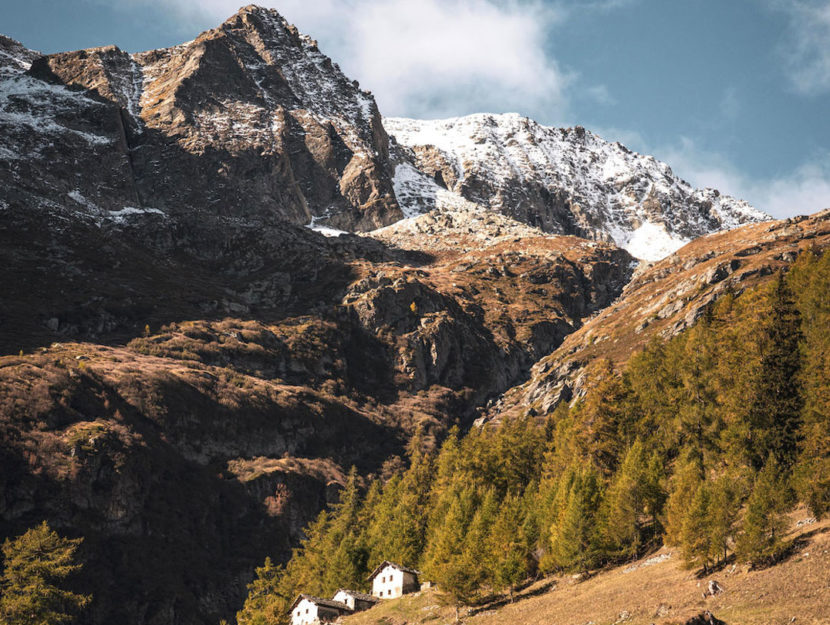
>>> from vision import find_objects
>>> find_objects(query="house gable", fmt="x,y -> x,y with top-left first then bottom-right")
368,561 -> 420,599
289,595 -> 351,625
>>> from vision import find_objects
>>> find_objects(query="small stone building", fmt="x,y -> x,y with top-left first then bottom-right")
368,561 -> 421,599
290,595 -> 351,625
332,589 -> 378,612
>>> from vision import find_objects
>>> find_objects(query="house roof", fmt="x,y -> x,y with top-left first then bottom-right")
367,560 -> 421,581
334,589 -> 378,603
289,594 -> 353,613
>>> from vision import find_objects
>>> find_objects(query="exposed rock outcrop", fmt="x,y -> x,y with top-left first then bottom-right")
5,5 -> 400,231
385,114 -> 769,260
490,210 -> 830,419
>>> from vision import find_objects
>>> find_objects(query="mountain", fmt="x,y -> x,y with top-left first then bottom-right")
385,113 -> 768,260
0,12 -> 634,622
0,5 -> 823,625
490,209 -> 830,420
1,5 -> 400,232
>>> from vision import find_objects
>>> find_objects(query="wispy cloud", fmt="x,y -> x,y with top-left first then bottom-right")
772,0 -> 830,95
657,137 -> 830,218
110,0 -> 574,120
585,84 -> 616,106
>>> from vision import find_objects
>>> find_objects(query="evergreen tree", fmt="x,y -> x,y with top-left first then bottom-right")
0,521 -> 91,625
679,482 -> 714,572
664,454 -> 703,547
488,493 -> 529,600
736,460 -> 788,566
746,273 -> 803,471
236,558 -> 290,625
548,466 -> 603,572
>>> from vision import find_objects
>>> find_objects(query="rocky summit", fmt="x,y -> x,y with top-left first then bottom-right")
385,114 -> 768,261
0,5 -> 826,625
2,5 -> 400,232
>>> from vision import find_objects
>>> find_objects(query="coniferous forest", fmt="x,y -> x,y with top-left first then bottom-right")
237,250 -> 830,624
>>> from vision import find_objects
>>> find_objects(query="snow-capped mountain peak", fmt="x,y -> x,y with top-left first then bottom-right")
384,113 -> 768,260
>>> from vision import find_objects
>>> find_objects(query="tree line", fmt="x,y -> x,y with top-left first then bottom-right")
236,250 -> 829,623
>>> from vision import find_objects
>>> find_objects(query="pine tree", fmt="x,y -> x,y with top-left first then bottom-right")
680,482 -> 714,572
549,466 -> 603,572
746,273 -> 803,472
736,460 -> 788,566
236,558 -> 290,625
488,493 -> 529,600
0,521 -> 91,625
664,454 -> 703,547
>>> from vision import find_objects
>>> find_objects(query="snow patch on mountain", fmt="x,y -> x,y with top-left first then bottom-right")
107,207 -> 166,223
385,113 -> 769,261
0,76 -> 113,147
620,222 -> 689,261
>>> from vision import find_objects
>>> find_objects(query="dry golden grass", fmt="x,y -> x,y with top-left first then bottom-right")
345,511 -> 830,625
496,210 -> 830,420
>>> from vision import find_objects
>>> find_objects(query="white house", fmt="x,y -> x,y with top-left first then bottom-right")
367,561 -> 420,599
332,589 -> 378,612
289,595 -> 351,625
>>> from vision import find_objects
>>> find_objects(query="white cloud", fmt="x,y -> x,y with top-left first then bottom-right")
113,0 -> 571,121
656,137 -> 830,219
773,0 -> 830,95
585,84 -> 616,106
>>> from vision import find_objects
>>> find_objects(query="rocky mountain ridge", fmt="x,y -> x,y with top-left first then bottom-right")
2,5 -> 400,232
385,114 -> 768,260
2,4 -> 768,260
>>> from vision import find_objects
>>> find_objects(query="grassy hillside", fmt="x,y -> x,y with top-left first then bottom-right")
345,511 -> 829,625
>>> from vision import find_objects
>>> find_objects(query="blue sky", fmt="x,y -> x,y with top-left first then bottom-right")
3,0 -> 830,218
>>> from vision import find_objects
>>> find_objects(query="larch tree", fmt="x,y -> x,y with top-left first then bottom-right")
0,521 -> 91,625
737,459 -> 788,566
680,481 -> 714,572
746,273 -> 803,472
789,250 -> 830,517
488,492 -> 529,600
549,466 -> 603,573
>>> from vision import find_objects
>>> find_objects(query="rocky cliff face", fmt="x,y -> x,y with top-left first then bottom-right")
385,114 -> 769,260
0,210 -> 633,624
3,5 -> 400,231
